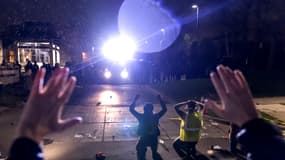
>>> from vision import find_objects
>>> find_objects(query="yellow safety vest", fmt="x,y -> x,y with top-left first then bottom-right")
179,112 -> 203,142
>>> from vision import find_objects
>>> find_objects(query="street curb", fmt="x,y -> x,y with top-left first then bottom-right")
204,115 -> 285,130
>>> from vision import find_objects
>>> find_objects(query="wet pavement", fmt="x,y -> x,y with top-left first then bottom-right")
1,84 -> 284,159
49,104 -> 229,143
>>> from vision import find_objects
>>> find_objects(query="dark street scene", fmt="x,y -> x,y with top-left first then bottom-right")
0,0 -> 285,160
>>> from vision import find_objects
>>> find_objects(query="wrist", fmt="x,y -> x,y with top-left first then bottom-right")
237,113 -> 259,127
17,124 -> 43,144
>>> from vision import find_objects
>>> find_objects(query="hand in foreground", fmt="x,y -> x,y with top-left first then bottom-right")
205,65 -> 259,126
17,68 -> 82,143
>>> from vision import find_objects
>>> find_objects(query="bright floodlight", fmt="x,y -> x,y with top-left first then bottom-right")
104,69 -> 112,79
192,4 -> 199,9
102,36 -> 137,64
120,69 -> 129,79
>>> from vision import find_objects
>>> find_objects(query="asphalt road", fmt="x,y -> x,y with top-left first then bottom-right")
0,85 -> 236,160
45,85 -> 232,160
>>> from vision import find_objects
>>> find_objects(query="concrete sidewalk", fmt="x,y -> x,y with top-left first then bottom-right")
205,103 -> 285,129
43,138 -> 231,160
0,101 -> 284,160
256,104 -> 285,123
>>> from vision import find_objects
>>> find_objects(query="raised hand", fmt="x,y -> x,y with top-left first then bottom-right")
205,65 -> 259,126
17,68 -> 82,143
134,94 -> 140,102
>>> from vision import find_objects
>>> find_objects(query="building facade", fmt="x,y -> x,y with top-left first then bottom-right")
17,41 -> 60,66
2,22 -> 61,67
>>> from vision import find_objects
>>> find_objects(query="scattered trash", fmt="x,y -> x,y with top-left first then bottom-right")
86,133 -> 97,140
201,133 -> 208,137
211,145 -> 222,150
0,152 -> 8,160
74,132 -> 97,140
86,133 -> 92,138
95,152 -> 106,160
159,139 -> 169,152
210,122 -> 219,126
74,133 -> 84,138
159,139 -> 164,144
208,145 -> 237,159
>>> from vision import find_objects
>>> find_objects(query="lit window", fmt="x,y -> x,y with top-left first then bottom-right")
9,51 -> 15,63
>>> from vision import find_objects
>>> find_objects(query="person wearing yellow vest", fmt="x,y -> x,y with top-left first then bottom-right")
173,100 -> 203,159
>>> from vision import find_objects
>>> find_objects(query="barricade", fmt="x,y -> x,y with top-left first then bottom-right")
0,66 -> 20,85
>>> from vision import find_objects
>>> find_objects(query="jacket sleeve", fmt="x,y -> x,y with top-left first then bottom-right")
8,137 -> 43,160
237,118 -> 285,160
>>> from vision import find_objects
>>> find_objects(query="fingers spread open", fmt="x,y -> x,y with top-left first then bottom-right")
205,99 -> 224,118
224,67 -> 241,90
217,65 -> 238,93
43,68 -> 61,93
52,76 -> 76,125
54,68 -> 69,96
58,117 -> 82,131
44,68 -> 69,96
51,69 -> 66,91
234,70 -> 248,88
31,68 -> 46,95
58,76 -> 77,104
210,72 -> 227,100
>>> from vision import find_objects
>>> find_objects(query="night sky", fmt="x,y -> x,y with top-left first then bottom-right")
1,0 -> 285,55
0,0 -> 124,52
0,0 -> 200,54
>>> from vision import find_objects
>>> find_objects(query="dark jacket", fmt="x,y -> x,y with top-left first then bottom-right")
8,137 -> 43,160
129,103 -> 167,137
237,119 -> 285,160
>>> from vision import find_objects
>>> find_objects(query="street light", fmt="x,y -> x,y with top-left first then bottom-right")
120,69 -> 129,79
104,69 -> 112,79
192,4 -> 199,39
102,35 -> 137,64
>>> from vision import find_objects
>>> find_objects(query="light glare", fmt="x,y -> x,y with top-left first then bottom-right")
192,5 -> 199,9
98,90 -> 120,105
104,69 -> 112,79
102,36 -> 137,64
120,69 -> 129,79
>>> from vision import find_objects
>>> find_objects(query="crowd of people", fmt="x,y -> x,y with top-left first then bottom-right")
5,65 -> 285,160
23,59 -> 61,81
1,59 -> 61,85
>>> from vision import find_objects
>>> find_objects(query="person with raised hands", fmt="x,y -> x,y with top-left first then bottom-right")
129,95 -> 167,160
173,100 -> 203,159
205,65 -> 285,160
8,68 -> 82,160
